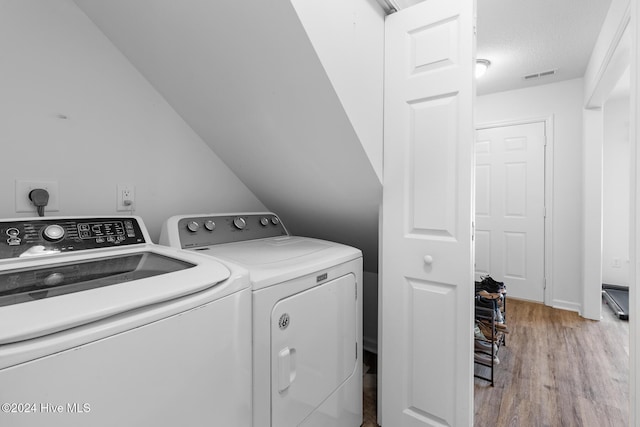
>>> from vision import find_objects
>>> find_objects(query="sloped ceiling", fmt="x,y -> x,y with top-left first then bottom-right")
73,0 -> 382,271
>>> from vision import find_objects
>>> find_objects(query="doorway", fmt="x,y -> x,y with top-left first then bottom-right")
602,79 -> 631,320
475,121 -> 546,302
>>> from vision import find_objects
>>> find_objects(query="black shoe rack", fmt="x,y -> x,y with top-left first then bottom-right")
473,287 -> 506,387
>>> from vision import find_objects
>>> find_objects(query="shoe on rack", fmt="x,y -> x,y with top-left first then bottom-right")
474,351 -> 499,365
479,275 -> 507,294
474,339 -> 498,354
494,308 -> 505,324
477,321 -> 499,342
474,323 -> 488,341
476,295 -> 497,308
477,289 -> 501,300
495,322 -> 509,333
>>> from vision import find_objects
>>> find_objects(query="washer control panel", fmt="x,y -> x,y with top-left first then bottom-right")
0,217 -> 146,260
177,213 -> 288,249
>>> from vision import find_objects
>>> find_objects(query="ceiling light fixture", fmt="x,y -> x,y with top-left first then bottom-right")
475,59 -> 491,78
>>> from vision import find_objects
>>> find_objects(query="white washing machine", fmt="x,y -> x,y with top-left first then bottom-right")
0,216 -> 251,427
160,212 -> 362,427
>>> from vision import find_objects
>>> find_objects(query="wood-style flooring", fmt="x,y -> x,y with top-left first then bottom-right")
362,299 -> 629,427
474,298 -> 629,427
363,350 -> 378,427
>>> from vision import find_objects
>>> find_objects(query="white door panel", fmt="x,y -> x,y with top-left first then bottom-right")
381,0 -> 475,425
475,230 -> 491,276
475,122 -> 545,301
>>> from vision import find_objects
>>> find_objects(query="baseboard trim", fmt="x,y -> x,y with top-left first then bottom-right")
551,299 -> 582,314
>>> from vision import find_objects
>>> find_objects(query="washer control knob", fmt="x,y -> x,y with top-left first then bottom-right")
43,224 -> 65,241
186,221 -> 200,233
271,217 -> 280,225
260,217 -> 269,226
233,217 -> 247,230
204,220 -> 216,231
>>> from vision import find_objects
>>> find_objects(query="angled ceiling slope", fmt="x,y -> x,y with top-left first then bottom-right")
74,0 -> 382,271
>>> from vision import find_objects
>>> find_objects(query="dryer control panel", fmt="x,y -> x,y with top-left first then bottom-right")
177,214 -> 288,249
0,217 -> 146,260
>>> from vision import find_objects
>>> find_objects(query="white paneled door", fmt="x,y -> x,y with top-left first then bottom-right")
381,0 -> 475,426
475,122 -> 545,302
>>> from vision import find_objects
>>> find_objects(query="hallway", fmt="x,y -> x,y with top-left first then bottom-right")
474,299 -> 629,426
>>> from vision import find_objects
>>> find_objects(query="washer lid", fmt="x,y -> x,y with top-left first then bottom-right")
0,252 -> 193,308
0,246 -> 233,344
199,236 -> 361,290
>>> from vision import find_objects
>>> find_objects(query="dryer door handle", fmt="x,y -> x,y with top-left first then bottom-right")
277,347 -> 297,393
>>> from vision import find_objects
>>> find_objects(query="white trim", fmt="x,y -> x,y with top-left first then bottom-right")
551,299 -> 583,314
585,6 -> 632,108
582,3 -> 632,320
582,0 -> 636,423
476,116 -> 554,307
629,1 -> 639,424
581,110 -> 605,321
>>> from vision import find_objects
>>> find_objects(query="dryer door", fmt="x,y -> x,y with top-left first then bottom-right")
271,273 -> 357,427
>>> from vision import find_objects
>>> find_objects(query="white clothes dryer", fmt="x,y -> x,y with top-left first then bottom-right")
0,216 -> 251,427
160,213 -> 362,427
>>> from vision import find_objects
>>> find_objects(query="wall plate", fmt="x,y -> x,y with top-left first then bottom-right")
117,183 -> 135,211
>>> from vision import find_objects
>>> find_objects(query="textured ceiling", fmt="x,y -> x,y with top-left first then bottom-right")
476,0 -> 613,95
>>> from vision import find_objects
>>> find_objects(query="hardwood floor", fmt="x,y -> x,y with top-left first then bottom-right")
363,350 -> 378,427
361,299 -> 628,426
474,298 -> 629,427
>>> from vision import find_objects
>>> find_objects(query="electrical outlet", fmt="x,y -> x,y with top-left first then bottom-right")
117,184 -> 135,211
15,180 -> 60,213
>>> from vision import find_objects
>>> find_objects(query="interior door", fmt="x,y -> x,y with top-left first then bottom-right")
475,122 -> 546,302
381,0 -> 475,425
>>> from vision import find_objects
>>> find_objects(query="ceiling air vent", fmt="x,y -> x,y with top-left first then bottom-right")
523,69 -> 558,80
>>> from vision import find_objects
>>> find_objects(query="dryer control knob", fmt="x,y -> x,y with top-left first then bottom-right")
260,217 -> 269,226
186,221 -> 200,233
43,224 -> 65,241
271,217 -> 280,225
233,217 -> 247,230
204,220 -> 216,231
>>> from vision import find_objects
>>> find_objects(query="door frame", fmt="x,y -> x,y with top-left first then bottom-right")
476,116 -> 554,306
582,0 -> 636,423
583,3 -> 632,322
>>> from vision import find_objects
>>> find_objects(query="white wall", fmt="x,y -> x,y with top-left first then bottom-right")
603,95 -> 631,286
75,0 -> 382,273
0,1 -> 265,241
291,0 -> 385,182
289,0 -> 384,353
476,78 -> 585,311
